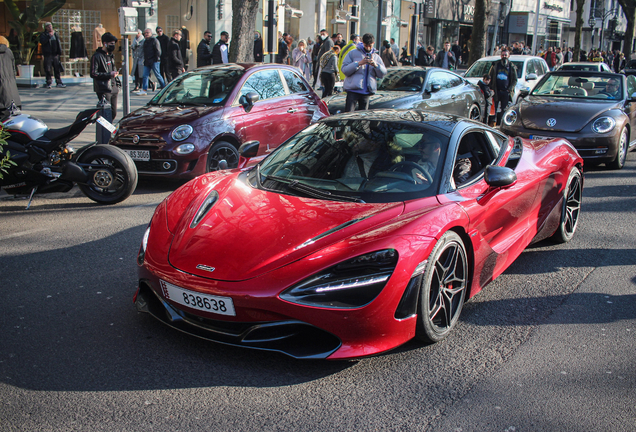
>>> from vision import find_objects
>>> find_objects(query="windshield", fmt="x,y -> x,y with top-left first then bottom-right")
377,69 -> 427,92
559,64 -> 600,72
250,119 -> 449,203
464,60 -> 523,79
150,69 -> 244,105
531,74 -> 623,100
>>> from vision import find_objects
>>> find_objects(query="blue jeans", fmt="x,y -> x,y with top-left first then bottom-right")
142,62 -> 166,90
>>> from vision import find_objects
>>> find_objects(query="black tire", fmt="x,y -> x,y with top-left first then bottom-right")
468,104 -> 481,122
207,141 -> 239,172
608,127 -> 628,170
77,145 -> 138,204
551,167 -> 582,243
415,231 -> 468,343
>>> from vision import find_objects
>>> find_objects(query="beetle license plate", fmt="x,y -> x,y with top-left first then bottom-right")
530,135 -> 555,141
160,280 -> 236,316
123,149 -> 150,161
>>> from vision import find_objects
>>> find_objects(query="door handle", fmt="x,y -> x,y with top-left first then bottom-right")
287,108 -> 298,113
451,94 -> 457,99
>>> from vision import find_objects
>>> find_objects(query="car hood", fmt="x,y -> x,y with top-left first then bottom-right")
326,91 -> 420,113
519,97 -> 621,132
119,105 -> 224,131
167,173 -> 405,281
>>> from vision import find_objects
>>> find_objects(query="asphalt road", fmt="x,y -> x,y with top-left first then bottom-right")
0,154 -> 635,431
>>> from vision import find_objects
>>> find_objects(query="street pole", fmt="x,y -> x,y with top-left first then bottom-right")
122,35 -> 130,116
532,0 -> 541,55
376,0 -> 384,50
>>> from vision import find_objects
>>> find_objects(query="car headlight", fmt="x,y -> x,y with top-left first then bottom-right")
592,116 -> 616,134
503,110 -> 517,126
174,143 -> 195,154
171,124 -> 193,141
137,225 -> 151,265
280,249 -> 398,308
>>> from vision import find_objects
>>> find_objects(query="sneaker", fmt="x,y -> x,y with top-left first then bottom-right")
136,90 -> 147,96
56,83 -> 66,88
45,84 -> 52,89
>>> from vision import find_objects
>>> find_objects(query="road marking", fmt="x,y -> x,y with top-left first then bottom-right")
0,228 -> 46,241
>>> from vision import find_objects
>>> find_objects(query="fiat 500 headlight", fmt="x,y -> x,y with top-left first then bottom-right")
592,116 -> 616,134
171,124 -> 193,141
503,109 -> 518,126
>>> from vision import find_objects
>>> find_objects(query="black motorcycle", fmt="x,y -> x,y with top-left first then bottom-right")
0,106 -> 138,208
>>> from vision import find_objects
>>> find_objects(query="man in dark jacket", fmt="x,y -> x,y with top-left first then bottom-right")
276,33 -> 290,64
416,45 -> 435,66
167,30 -> 185,80
137,28 -> 165,96
197,31 -> 213,67
254,31 -> 263,62
435,41 -> 456,70
156,27 -> 170,82
212,31 -> 229,64
90,32 -> 120,119
0,39 -> 21,118
488,48 -> 518,126
39,22 -> 66,89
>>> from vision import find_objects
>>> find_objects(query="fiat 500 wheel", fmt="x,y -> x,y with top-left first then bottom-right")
207,141 -> 239,172
415,231 -> 468,343
551,167 -> 582,243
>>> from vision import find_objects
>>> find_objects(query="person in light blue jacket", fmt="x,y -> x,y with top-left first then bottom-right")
341,33 -> 387,112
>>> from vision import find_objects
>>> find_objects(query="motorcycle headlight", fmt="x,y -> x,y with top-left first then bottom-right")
175,143 -> 195,154
503,109 -> 518,126
137,225 -> 151,266
280,249 -> 398,308
592,116 -> 616,134
171,124 -> 193,141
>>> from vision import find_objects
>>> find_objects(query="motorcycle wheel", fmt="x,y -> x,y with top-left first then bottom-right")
77,145 -> 138,204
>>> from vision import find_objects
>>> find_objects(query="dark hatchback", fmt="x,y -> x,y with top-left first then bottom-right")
500,71 -> 636,169
325,66 -> 484,121
111,64 -> 329,179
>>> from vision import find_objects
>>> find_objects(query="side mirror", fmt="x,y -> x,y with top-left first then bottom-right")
429,84 -> 442,93
239,140 -> 260,158
526,73 -> 538,81
518,89 -> 530,99
484,165 -> 517,188
239,92 -> 260,111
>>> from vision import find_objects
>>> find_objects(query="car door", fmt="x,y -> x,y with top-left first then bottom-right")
280,68 -> 326,128
421,71 -> 461,115
234,69 -> 299,157
447,72 -> 469,116
625,75 -> 636,146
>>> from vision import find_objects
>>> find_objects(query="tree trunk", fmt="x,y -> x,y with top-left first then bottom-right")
573,0 -> 586,62
617,0 -> 636,57
468,0 -> 488,67
229,0 -> 260,63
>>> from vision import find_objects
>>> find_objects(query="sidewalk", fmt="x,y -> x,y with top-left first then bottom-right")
16,83 -> 155,148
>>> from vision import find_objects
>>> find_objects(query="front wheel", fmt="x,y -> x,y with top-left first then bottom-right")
77,145 -> 138,204
468,104 -> 481,122
550,167 -> 582,243
415,231 -> 468,343
207,141 -> 239,172
607,127 -> 628,170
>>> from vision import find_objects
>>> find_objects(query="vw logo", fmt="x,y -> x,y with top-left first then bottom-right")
546,118 -> 557,127
132,135 -> 140,144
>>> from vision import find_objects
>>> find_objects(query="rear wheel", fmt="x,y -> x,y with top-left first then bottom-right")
207,141 -> 239,172
468,104 -> 481,122
77,145 -> 138,204
415,231 -> 468,343
551,167 -> 582,243
608,127 -> 628,170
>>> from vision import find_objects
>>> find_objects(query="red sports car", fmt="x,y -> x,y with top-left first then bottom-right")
134,110 -> 583,359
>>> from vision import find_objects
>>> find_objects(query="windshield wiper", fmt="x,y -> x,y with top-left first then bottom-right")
285,179 -> 364,203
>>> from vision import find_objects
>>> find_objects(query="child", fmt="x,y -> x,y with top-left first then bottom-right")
478,74 -> 493,125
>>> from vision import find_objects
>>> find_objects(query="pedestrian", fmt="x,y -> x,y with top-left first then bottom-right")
90,32 -> 120,119
435,41 -> 456,70
292,39 -> 311,81
614,52 -> 625,73
316,29 -> 334,69
477,74 -> 493,125
390,38 -> 399,58
39,22 -> 66,89
333,33 -> 345,49
212,31 -> 229,64
167,30 -> 185,80
493,45 -> 501,56
312,32 -> 324,86
156,26 -> 170,83
0,36 -> 21,118
137,28 -> 165,96
197,31 -> 213,67
131,30 -> 145,91
320,45 -> 340,98
555,47 -> 564,69
399,46 -> 411,66
451,39 -> 462,64
254,31 -> 263,62
381,40 -> 398,67
580,50 -> 587,61
338,34 -> 360,81
544,47 -> 556,71
488,48 -> 517,126
564,47 -> 573,63
275,33 -> 289,64
341,33 -> 387,112
416,45 -> 435,66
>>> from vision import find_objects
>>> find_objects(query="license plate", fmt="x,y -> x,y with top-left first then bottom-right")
123,149 -> 150,161
530,135 -> 555,141
159,280 -> 236,316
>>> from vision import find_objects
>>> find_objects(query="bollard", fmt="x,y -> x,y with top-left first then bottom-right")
96,97 -> 113,144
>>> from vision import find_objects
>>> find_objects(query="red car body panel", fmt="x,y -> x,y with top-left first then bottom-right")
135,116 -> 583,359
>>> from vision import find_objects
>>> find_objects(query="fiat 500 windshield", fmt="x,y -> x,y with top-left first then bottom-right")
150,69 -> 245,106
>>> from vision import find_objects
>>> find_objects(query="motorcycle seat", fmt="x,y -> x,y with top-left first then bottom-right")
43,109 -> 100,144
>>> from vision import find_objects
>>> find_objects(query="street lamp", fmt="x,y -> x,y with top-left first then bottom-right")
599,8 -> 619,51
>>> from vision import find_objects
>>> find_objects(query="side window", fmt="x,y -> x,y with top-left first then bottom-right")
442,72 -> 460,89
426,73 -> 444,91
627,75 -> 636,97
282,70 -> 308,94
526,60 -> 536,76
239,70 -> 286,101
453,131 -> 496,188
448,74 -> 463,88
539,60 -> 548,75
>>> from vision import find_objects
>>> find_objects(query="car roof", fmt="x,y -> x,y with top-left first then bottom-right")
545,70 -> 621,77
562,62 -> 604,66
473,55 -> 543,63
191,63 -> 301,73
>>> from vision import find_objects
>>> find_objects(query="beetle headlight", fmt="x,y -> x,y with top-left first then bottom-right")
280,249 -> 398,308
592,116 -> 616,134
175,143 -> 195,154
171,124 -> 193,141
503,109 -> 517,126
